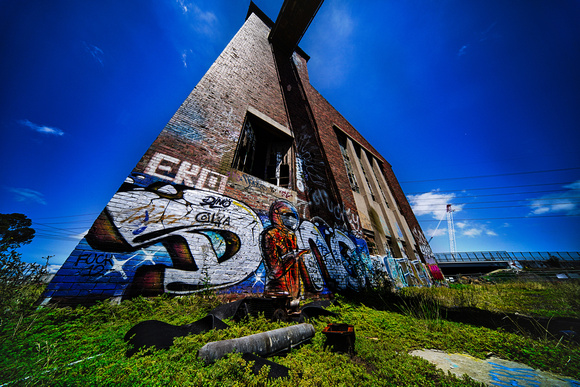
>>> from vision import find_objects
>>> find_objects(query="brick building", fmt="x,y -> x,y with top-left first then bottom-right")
40,0 -> 444,306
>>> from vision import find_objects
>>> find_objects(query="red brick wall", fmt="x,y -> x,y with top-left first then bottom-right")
40,8 -> 439,307
135,13 -> 288,179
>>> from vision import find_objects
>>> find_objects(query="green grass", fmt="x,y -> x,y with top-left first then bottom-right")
1,282 -> 579,386
400,280 -> 580,318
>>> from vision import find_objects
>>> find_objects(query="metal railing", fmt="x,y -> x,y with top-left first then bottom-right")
434,251 -> 580,263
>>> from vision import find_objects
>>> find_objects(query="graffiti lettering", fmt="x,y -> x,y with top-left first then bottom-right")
295,133 -> 327,187
381,257 -> 433,289
144,152 -> 228,193
311,188 -> 361,234
412,227 -> 445,281
44,174 -> 434,305
82,179 -> 264,297
200,196 -> 231,209
195,212 -> 231,227
75,252 -> 113,276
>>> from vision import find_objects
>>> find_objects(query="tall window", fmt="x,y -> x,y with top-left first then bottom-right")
232,114 -> 293,188
336,131 -> 360,193
357,148 -> 377,202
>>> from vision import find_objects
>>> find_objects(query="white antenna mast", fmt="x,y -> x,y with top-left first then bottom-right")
446,204 -> 457,257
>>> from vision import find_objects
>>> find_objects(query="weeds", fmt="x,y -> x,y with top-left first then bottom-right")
1,281 -> 579,385
400,280 -> 580,318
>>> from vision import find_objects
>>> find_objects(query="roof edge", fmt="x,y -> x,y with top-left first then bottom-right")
246,1 -> 275,28
246,1 -> 310,61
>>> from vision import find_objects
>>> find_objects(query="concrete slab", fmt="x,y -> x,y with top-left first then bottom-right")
410,349 -> 580,386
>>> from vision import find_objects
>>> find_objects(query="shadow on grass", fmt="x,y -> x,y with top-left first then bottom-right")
341,288 -> 580,344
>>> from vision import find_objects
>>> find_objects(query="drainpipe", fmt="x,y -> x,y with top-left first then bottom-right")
198,323 -> 315,363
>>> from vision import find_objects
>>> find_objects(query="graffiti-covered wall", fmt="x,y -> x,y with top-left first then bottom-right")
40,5 -> 442,306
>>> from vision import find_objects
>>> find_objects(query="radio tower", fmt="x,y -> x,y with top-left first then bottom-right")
446,204 -> 457,257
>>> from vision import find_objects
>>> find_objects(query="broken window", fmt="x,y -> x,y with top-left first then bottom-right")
385,237 -> 394,258
336,130 -> 360,193
232,113 -> 293,188
356,148 -> 377,202
363,230 -> 379,255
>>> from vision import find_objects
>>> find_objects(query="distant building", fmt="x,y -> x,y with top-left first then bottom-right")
40,0 -> 444,306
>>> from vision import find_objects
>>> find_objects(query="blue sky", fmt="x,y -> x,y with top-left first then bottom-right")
1,0 -> 579,268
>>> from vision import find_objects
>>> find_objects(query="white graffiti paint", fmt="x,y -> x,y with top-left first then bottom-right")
310,188 -> 362,235
101,185 -> 264,292
144,152 -> 229,193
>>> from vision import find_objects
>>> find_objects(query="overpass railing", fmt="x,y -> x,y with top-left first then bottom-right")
434,251 -> 580,263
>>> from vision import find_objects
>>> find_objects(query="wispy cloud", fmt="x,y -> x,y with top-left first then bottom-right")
177,1 -> 217,36
304,1 -> 356,88
83,41 -> 104,66
70,229 -> 90,240
409,191 -> 501,241
6,187 -> 47,205
47,264 -> 62,273
529,180 -> 580,215
181,48 -> 194,68
425,227 -> 446,239
458,222 -> 498,238
457,44 -> 470,57
407,190 -> 463,220
18,119 -> 64,136
479,21 -> 498,42
457,21 -> 499,57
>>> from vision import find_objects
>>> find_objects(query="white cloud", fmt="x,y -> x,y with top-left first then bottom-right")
47,264 -> 62,273
303,1 -> 356,88
70,229 -> 90,240
462,228 -> 482,237
177,1 -> 217,36
82,41 -> 104,66
426,227 -> 446,238
529,180 -> 580,216
181,48 -> 194,68
531,206 -> 550,215
457,222 -> 498,238
407,190 -> 463,220
18,119 -> 64,136
458,21 -> 498,57
6,187 -> 47,205
457,44 -> 469,57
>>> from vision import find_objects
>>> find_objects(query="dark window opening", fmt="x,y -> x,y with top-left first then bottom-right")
359,157 -> 376,202
232,114 -> 293,188
363,230 -> 379,255
335,130 -> 360,193
385,237 -> 394,258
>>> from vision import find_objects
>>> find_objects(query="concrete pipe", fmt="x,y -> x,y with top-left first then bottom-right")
198,323 -> 315,363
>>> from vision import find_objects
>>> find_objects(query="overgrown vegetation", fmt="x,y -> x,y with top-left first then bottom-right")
0,213 -> 50,318
1,280 -> 579,386
399,280 -> 580,318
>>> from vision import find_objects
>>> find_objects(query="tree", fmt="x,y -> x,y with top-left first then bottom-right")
0,213 -> 48,315
0,213 -> 35,251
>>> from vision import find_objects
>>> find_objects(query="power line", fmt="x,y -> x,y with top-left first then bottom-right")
411,197 -> 580,208
405,181 -> 575,195
420,214 -> 580,222
437,188 -> 568,198
447,202 -> 580,211
400,167 -> 580,184
33,219 -> 95,225
33,212 -> 101,220
32,221 -> 88,237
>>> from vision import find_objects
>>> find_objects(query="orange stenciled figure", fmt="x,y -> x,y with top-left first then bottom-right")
261,201 -> 310,298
